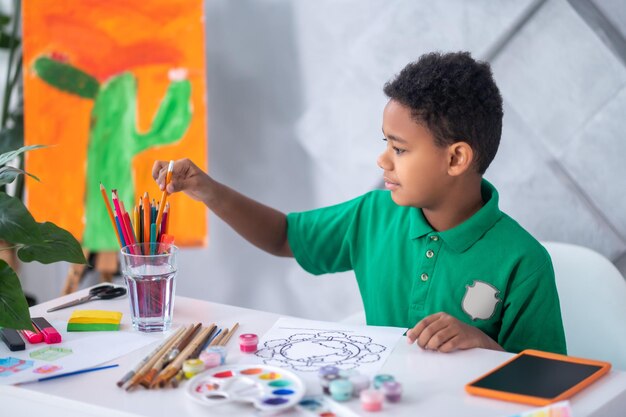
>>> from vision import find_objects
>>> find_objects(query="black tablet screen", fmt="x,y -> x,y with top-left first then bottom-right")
469,353 -> 603,398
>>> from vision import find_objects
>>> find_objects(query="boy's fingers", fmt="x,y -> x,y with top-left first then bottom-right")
437,335 -> 462,353
424,325 -> 456,351
407,312 -> 444,343
417,316 -> 449,349
152,160 -> 168,180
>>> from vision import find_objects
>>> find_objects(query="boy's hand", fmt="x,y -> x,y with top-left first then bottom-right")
152,158 -> 212,203
406,312 -> 503,353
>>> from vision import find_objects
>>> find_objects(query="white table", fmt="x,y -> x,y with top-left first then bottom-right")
2,289 -> 625,417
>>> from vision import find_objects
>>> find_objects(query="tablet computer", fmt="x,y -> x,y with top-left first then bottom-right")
465,349 -> 611,406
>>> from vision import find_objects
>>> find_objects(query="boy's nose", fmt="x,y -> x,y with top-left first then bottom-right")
377,151 -> 392,171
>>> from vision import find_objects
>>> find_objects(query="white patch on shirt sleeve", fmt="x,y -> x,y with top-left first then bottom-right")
461,280 -> 501,321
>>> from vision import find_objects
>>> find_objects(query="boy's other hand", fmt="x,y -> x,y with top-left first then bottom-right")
406,312 -> 503,353
152,158 -> 212,203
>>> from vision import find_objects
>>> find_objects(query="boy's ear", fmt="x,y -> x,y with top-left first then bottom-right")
447,142 -> 474,176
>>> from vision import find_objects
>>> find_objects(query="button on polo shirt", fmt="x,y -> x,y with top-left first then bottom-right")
286,179 -> 566,354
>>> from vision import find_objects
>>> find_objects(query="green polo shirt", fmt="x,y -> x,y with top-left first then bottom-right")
286,180 -> 566,354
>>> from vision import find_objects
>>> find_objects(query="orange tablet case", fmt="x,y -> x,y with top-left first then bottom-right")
465,349 -> 611,406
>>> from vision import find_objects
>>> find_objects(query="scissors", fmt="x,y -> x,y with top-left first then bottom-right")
46,285 -> 127,313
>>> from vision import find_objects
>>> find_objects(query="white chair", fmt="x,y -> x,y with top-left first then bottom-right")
542,241 -> 626,370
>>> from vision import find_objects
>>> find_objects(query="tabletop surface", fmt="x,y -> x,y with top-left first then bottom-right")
2,289 -> 625,417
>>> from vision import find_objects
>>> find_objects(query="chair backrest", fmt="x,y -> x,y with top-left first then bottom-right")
542,241 -> 626,370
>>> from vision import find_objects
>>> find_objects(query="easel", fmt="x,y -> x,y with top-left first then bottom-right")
62,250 -> 118,295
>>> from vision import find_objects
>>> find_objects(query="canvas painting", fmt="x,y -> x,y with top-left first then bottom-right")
22,0 -> 208,250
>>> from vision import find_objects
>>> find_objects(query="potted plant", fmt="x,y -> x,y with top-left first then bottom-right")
0,1 -> 87,330
0,145 -> 87,329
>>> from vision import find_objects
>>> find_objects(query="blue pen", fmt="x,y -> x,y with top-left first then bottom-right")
17,364 -> 119,385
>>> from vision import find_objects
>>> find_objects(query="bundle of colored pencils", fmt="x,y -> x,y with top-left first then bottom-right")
100,161 -> 176,255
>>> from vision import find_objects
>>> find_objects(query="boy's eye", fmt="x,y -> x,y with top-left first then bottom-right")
381,137 -> 406,155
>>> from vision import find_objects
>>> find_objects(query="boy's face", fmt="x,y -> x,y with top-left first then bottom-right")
378,99 -> 451,208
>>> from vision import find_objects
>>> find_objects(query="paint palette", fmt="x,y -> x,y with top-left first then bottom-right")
186,364 -> 305,413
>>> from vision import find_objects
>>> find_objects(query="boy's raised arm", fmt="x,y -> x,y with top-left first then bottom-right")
153,159 -> 293,257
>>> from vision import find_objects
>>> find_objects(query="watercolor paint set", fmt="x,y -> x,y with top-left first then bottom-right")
186,364 -> 304,413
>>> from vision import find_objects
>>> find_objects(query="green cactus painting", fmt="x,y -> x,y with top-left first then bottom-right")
32,56 -> 192,251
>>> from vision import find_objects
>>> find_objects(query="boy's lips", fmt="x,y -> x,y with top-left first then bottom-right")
384,177 -> 400,190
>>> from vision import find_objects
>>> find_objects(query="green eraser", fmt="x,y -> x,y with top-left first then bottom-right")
67,323 -> 120,332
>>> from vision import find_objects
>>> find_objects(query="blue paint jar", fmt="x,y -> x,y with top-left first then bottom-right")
373,374 -> 395,389
329,379 -> 353,402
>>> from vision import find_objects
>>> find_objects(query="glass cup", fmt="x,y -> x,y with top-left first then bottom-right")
120,243 -> 177,332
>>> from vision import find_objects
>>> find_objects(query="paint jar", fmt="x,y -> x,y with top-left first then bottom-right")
239,333 -> 258,353
373,374 -> 395,389
199,351 -> 221,369
204,346 -> 227,364
320,373 -> 341,395
329,379 -> 353,402
318,365 -> 339,379
360,389 -> 384,412
349,373 -> 370,397
182,359 -> 204,379
381,381 -> 402,403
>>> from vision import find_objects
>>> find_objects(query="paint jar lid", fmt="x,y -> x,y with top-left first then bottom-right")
360,388 -> 384,403
339,369 -> 358,379
183,359 -> 204,376
199,351 -> 221,369
318,365 -> 340,378
373,374 -> 395,389
239,333 -> 258,346
349,373 -> 371,390
204,346 -> 227,363
320,373 -> 341,387
381,380 -> 402,395
329,379 -> 353,396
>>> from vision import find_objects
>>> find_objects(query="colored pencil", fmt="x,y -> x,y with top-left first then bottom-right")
18,364 -> 119,385
150,224 -> 157,254
160,205 -> 168,236
164,202 -> 170,234
114,214 -> 127,248
112,191 -> 133,253
143,192 -> 150,254
134,205 -> 140,243
100,183 -> 122,248
210,329 -> 228,347
155,160 -> 174,239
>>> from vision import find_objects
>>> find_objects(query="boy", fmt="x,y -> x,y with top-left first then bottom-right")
154,52 -> 566,354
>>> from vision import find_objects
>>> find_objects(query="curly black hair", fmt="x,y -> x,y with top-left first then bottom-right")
383,52 -> 503,174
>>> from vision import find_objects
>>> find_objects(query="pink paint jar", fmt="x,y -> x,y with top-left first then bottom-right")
239,333 -> 258,353
360,389 -> 384,412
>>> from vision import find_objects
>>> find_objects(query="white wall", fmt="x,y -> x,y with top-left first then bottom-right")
18,0 -> 626,321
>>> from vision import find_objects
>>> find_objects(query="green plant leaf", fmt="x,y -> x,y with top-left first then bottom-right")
0,121 -> 24,156
0,144 -> 45,167
0,192 -> 42,244
0,259 -> 32,330
0,165 -> 39,185
17,221 -> 87,264
0,31 -> 19,49
0,14 -> 10,27
33,56 -> 99,99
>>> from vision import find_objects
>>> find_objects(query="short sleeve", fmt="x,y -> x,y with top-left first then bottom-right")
498,258 -> 567,354
286,195 -> 366,276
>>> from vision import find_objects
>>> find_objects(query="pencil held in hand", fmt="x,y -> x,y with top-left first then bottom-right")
155,160 -> 174,238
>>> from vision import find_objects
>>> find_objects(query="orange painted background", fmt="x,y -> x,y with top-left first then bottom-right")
22,0 -> 208,247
